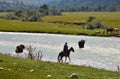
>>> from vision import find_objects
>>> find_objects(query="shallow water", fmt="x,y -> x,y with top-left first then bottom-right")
0,32 -> 120,71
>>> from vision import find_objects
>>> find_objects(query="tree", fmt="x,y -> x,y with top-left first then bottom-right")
108,6 -> 117,12
85,6 -> 89,11
40,4 -> 48,10
98,5 -> 102,11
81,6 -> 85,11
116,0 -> 120,5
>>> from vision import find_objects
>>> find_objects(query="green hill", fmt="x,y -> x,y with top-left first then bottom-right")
0,0 -> 120,12
49,0 -> 120,12
0,54 -> 120,79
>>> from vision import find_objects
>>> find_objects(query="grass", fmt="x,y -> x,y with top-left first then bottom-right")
0,12 -> 120,36
43,12 -> 120,28
0,54 -> 120,79
0,18 -> 96,35
0,12 -> 10,16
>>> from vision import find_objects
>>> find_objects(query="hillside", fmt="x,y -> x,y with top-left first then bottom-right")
48,0 -> 120,12
0,54 -> 120,79
0,0 -> 120,12
50,0 -> 119,7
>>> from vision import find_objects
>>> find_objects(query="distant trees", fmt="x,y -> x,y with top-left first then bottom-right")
39,4 -> 62,16
58,5 -> 120,12
0,0 -> 120,12
49,0 -> 120,12
0,1 -> 38,12
3,4 -> 62,22
40,4 -> 48,10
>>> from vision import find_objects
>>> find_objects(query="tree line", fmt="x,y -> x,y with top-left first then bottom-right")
1,4 -> 62,22
48,0 -> 120,12
58,5 -> 120,12
0,1 -> 38,12
0,0 -> 120,12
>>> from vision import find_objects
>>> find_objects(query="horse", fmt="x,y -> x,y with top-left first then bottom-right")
15,44 -> 25,53
57,47 -> 75,63
78,40 -> 85,48
113,28 -> 119,34
106,28 -> 113,34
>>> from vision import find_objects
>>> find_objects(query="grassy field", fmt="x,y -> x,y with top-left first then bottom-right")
0,54 -> 120,79
0,12 -> 120,36
43,12 -> 120,28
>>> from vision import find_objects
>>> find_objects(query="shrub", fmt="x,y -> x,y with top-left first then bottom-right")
5,14 -> 19,20
86,16 -> 105,30
25,45 -> 43,60
27,15 -> 41,22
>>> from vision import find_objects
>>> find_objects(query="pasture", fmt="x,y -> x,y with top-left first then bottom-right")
0,54 -> 120,79
43,12 -> 120,28
0,12 -> 120,36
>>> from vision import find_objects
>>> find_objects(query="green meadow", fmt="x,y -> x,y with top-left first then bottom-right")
44,12 -> 120,28
0,12 -> 120,36
0,54 -> 120,79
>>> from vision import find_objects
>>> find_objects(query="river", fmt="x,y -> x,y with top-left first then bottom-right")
0,32 -> 120,71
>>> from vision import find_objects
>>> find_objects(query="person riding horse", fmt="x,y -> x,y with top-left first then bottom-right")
58,47 -> 75,63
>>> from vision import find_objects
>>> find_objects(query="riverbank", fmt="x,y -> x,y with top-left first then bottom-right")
0,18 -> 104,37
0,54 -> 120,79
0,12 -> 120,37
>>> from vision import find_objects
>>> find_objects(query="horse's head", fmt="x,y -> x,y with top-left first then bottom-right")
69,47 -> 75,52
19,44 -> 26,49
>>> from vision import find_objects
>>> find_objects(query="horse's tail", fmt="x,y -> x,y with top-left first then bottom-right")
58,51 -> 63,63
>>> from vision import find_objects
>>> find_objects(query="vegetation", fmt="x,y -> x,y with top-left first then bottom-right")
85,16 -> 105,30
0,54 -> 120,79
25,45 -> 43,60
43,12 -> 120,28
2,4 -> 61,22
0,0 -> 120,12
0,0 -> 38,12
0,12 -> 120,36
49,0 -> 120,12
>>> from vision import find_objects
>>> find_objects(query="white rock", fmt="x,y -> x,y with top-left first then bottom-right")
0,67 -> 4,70
47,75 -> 52,78
30,69 -> 34,72
70,73 -> 78,78
8,68 -> 11,71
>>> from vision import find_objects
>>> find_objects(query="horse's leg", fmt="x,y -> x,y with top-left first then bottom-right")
68,56 -> 71,62
61,56 -> 64,63
59,56 -> 64,63
65,56 -> 67,62
58,58 -> 60,63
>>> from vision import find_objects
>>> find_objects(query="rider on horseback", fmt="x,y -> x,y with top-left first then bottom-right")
63,42 -> 68,53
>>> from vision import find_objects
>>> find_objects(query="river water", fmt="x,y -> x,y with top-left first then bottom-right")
0,32 -> 120,71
